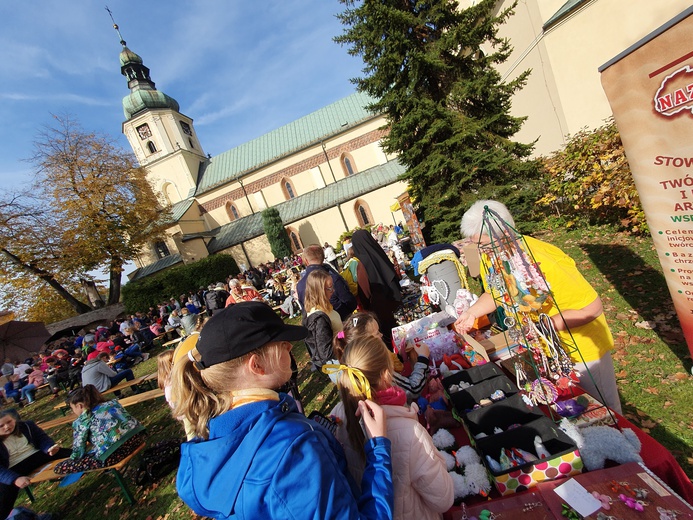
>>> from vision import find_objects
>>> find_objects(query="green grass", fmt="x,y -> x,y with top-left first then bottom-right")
5,226 -> 693,518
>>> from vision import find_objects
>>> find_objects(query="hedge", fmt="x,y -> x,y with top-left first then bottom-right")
122,253 -> 239,313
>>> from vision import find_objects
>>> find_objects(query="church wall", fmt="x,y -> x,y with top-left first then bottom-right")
463,0 -> 693,157
172,236 -> 209,264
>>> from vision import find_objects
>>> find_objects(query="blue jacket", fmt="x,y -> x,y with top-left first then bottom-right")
0,421 -> 56,485
177,394 -> 393,519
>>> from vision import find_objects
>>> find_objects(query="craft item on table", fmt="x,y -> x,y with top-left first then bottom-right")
657,506 -> 682,520
485,454 -> 503,473
448,381 -> 473,393
596,514 -> 618,520
493,427 -> 503,434
430,397 -> 448,411
533,435 -> 551,459
425,378 -> 447,403
475,432 -> 488,439
521,394 -> 534,407
489,389 -> 506,402
609,481 -> 635,497
634,488 -> 649,500
619,494 -> 645,512
499,449 -> 514,470
449,446 -> 492,499
529,377 -> 558,405
478,508 -> 500,520
439,450 -> 457,471
514,447 -> 538,462
427,331 -> 463,363
522,502 -> 543,513
554,398 -> 587,417
442,353 -> 472,372
431,428 -> 456,450
591,491 -> 612,511
558,419 -> 642,471
479,398 -> 493,407
416,396 -> 429,414
507,423 -> 522,431
425,408 -> 461,434
561,503 -> 581,520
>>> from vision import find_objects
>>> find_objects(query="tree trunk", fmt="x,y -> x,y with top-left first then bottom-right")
1,248 -> 93,314
107,256 -> 123,305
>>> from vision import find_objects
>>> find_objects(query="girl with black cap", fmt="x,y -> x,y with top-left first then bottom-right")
171,301 -> 394,519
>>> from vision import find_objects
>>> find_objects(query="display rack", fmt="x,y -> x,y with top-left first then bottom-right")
477,207 -> 617,426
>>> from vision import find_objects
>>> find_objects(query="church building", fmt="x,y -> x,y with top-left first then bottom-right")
117,38 -> 410,281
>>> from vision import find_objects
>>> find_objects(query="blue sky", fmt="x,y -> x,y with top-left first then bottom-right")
0,1 -> 364,282
0,1 -> 363,190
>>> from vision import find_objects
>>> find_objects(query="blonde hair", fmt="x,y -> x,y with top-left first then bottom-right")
304,270 -> 333,314
170,343 -> 285,439
338,335 -> 393,460
333,311 -> 379,361
157,350 -> 175,390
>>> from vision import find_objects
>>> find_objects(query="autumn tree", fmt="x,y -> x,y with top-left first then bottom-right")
0,115 -> 171,316
262,208 -> 293,259
336,0 -> 541,242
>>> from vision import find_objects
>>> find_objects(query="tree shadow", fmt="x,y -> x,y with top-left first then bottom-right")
581,243 -> 691,370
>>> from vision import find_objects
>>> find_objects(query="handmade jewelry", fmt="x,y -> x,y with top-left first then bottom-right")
596,513 -> 619,520
522,501 -> 542,513
479,509 -> 500,520
619,494 -> 645,512
634,487 -> 649,500
591,491 -> 612,511
657,506 -> 680,520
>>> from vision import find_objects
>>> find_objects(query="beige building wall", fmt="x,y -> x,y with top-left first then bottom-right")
466,0 -> 693,157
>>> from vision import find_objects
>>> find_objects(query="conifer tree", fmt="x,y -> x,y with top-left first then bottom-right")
262,208 -> 293,259
336,0 -> 541,242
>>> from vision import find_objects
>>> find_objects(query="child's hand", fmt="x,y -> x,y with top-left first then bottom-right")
413,342 -> 430,360
356,399 -> 387,439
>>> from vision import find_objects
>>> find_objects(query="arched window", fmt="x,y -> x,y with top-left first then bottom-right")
188,138 -> 195,149
354,199 -> 373,227
341,153 -> 357,177
225,201 -> 240,221
147,141 -> 157,154
286,227 -> 303,254
154,240 -> 170,259
281,178 -> 297,200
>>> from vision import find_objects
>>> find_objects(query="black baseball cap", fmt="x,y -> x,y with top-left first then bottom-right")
195,301 -> 308,368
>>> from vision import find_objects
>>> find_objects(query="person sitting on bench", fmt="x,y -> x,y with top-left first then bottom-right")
54,385 -> 146,474
0,410 -> 71,518
81,353 -> 139,396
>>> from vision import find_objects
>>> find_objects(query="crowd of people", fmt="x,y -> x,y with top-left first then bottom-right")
0,203 -> 622,520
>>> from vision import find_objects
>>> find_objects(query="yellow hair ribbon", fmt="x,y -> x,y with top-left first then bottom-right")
322,363 -> 371,400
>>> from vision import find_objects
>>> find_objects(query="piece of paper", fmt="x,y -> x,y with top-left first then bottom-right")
553,478 -> 602,518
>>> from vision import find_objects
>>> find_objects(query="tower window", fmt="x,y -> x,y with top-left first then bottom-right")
154,240 -> 170,259
180,121 -> 193,136
136,123 -> 152,140
189,138 -> 195,149
147,141 -> 157,154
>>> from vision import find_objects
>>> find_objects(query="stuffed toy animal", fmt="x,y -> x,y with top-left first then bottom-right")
558,419 -> 642,471
447,446 -> 492,499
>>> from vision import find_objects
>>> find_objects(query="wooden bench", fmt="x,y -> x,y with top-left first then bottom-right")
39,388 -> 165,430
26,442 -> 146,505
53,373 -> 157,415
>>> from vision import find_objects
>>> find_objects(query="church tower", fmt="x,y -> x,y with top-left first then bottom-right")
111,16 -> 207,205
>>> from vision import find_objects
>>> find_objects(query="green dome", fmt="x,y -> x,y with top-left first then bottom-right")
119,46 -> 143,67
122,90 -> 180,119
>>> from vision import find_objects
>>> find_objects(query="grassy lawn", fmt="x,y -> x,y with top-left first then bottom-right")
5,225 -> 692,518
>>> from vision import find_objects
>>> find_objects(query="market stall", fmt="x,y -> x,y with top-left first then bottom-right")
387,206 -> 693,519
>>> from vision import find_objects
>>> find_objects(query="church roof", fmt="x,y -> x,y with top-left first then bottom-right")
196,91 -> 379,195
169,198 -> 195,224
206,159 -> 406,253
128,253 -> 183,282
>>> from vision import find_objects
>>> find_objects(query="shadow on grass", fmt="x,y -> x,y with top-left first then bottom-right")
582,243 -> 692,370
